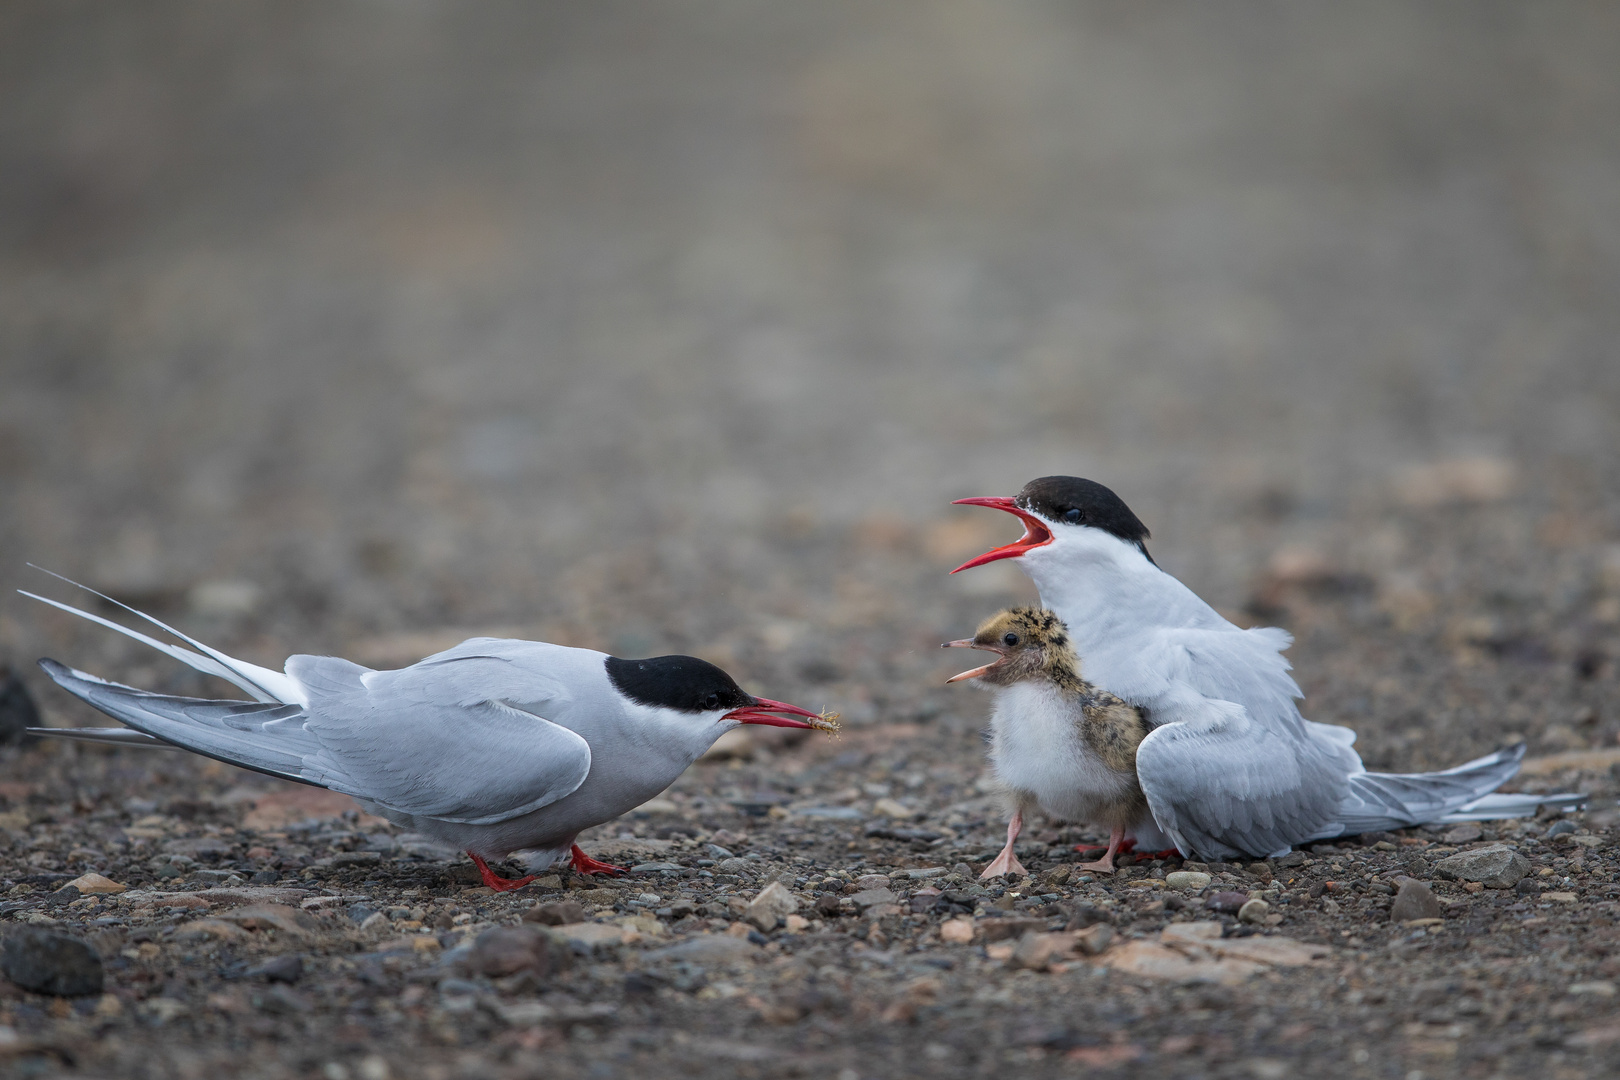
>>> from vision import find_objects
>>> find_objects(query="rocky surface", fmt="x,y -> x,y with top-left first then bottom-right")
3,4 -> 1620,1079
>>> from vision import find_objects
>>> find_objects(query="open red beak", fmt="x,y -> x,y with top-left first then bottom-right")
724,696 -> 830,730
949,496 -> 1053,573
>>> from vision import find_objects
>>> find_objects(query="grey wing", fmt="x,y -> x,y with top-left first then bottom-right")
38,647 -> 595,828
290,649 -> 595,826
1134,687 -> 1351,859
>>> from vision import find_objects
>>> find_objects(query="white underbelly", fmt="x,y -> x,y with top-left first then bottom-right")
988,682 -> 1140,824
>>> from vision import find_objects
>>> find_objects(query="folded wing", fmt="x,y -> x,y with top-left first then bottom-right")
39,642 -> 595,828
1134,684 -> 1352,859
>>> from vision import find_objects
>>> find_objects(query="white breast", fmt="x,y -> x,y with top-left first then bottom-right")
987,681 -> 1139,825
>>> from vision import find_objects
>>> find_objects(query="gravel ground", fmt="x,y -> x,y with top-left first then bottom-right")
3,4 -> 1620,1078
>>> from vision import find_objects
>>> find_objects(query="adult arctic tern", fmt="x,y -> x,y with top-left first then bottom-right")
23,571 -> 836,890
951,476 -> 1579,860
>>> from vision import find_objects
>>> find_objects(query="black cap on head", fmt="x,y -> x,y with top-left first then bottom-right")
1017,476 -> 1154,562
605,655 -> 754,713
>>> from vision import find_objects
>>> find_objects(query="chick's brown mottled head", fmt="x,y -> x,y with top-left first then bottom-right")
941,606 -> 1079,688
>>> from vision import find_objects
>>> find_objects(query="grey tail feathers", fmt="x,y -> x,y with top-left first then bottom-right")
26,726 -> 179,749
36,658 -> 322,788
19,567 -> 304,705
1332,743 -> 1583,835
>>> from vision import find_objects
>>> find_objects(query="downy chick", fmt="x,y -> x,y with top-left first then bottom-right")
944,607 -> 1149,878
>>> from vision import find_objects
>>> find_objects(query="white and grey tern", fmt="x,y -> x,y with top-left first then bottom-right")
23,571 -> 836,889
951,477 -> 1581,861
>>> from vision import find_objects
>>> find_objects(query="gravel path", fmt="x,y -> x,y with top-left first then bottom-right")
2,4 -> 1619,1078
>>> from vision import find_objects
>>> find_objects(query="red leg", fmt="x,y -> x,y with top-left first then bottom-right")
569,844 -> 626,877
467,852 -> 537,892
1075,836 -> 1137,856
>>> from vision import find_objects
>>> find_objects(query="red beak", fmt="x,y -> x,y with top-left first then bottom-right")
949,496 -> 1054,573
724,696 -> 826,729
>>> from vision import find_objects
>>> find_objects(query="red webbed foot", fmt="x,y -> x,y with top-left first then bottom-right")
569,844 -> 626,877
1075,837 -> 1137,856
468,852 -> 537,892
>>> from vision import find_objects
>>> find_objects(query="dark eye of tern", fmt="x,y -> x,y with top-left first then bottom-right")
1064,508 -> 1084,524
1003,632 -> 1020,647
705,693 -> 721,710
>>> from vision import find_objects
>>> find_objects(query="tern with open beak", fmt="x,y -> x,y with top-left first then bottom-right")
23,570 -> 836,889
951,477 -> 1581,860
945,607 -> 1151,877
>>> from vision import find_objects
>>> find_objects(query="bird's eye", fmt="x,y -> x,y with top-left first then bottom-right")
1003,632 -> 1020,647
705,693 -> 721,710
1064,508 -> 1083,524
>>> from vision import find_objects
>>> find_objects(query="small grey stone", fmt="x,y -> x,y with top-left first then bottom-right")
1237,899 -> 1271,924
0,668 -> 43,746
1546,820 -> 1577,839
645,933 -> 759,964
1389,879 -> 1444,922
1166,871 -> 1212,891
631,862 -> 684,873
705,844 -> 736,859
1433,846 -> 1530,889
463,925 -> 572,979
1204,891 -> 1251,914
978,917 -> 1047,942
163,837 -> 234,859
1440,823 -> 1484,845
744,881 -> 799,931
1,927 -> 105,996
522,900 -> 586,926
848,887 -> 898,909
251,954 -> 304,983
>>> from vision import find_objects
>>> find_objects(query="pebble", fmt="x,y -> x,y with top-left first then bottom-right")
939,918 -> 975,944
463,925 -> 572,979
0,669 -> 42,745
1166,871 -> 1212,891
644,933 -> 758,963
1440,823 -> 1484,844
250,955 -> 304,983
743,881 -> 798,931
1568,982 -> 1618,997
0,927 -> 104,996
871,797 -> 913,819
849,887 -> 899,910
522,900 -> 586,926
1237,899 -> 1270,924
853,874 -> 892,890
65,873 -> 126,895
1205,891 -> 1250,914
1433,846 -> 1530,889
1388,879 -> 1444,922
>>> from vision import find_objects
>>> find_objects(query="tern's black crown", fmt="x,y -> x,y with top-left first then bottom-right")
1017,476 -> 1154,560
605,655 -> 754,713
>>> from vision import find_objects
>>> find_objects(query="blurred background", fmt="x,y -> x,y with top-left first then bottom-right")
2,2 -> 1617,765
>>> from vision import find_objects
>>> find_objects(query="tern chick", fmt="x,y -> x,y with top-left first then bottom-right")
23,570 -> 835,891
945,607 -> 1149,878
